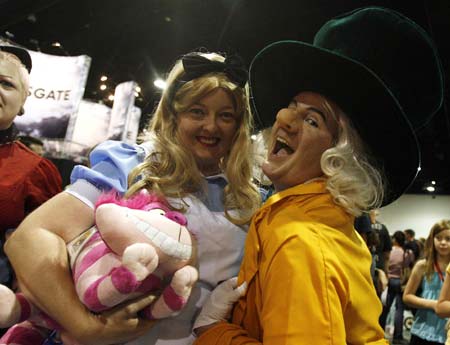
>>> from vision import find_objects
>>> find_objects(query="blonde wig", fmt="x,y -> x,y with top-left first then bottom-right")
127,52 -> 260,224
321,102 -> 385,216
423,220 -> 450,281
0,51 -> 30,103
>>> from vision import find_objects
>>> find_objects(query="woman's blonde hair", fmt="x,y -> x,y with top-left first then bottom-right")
127,52 -> 260,224
0,51 -> 30,103
321,102 -> 385,216
423,220 -> 450,281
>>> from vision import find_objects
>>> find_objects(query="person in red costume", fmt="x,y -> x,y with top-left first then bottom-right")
0,46 -> 62,291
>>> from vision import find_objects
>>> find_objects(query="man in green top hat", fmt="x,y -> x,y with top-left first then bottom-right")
192,6 -> 443,345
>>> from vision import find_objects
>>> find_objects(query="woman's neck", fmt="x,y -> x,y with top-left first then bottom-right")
199,165 -> 222,177
436,253 -> 450,267
0,124 -> 18,145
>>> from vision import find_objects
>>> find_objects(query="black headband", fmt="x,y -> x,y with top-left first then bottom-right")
181,54 -> 248,87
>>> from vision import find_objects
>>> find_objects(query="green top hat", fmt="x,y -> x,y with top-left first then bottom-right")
249,6 -> 444,206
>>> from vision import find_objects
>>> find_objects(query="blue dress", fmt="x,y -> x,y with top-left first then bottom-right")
65,139 -> 254,345
410,271 -> 448,343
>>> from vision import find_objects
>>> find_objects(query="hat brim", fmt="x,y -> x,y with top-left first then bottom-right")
0,45 -> 32,73
249,40 -> 420,206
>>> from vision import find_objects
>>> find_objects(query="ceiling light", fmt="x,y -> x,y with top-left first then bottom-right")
27,14 -> 37,23
431,180 -> 436,185
426,186 -> 435,193
154,79 -> 167,90
52,42 -> 61,47
135,86 -> 141,93
100,84 -> 107,90
108,94 -> 114,101
100,75 -> 108,82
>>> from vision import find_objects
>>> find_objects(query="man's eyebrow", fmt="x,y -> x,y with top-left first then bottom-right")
307,106 -> 327,121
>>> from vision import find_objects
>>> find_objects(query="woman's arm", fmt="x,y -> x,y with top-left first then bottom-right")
402,260 -> 435,310
436,271 -> 450,317
5,192 -> 155,344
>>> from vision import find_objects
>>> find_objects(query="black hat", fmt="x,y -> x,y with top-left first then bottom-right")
0,45 -> 32,73
249,7 -> 444,206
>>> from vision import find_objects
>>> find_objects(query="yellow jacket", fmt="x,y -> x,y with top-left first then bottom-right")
194,180 -> 388,345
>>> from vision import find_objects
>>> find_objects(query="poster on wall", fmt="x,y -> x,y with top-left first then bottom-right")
108,81 -> 137,140
123,106 -> 142,144
5,43 -> 92,139
65,100 -> 112,158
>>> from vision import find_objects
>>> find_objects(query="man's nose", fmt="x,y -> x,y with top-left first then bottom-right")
275,108 -> 299,132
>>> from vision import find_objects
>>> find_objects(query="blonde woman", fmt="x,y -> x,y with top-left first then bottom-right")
5,51 -> 260,345
0,46 -> 62,291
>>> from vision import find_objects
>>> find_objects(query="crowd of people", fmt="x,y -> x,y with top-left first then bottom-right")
0,5 -> 448,345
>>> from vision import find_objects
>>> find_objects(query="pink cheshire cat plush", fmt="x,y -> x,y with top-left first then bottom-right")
0,191 -> 198,344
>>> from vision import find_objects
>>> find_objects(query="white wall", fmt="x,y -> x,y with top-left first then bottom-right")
378,194 -> 450,239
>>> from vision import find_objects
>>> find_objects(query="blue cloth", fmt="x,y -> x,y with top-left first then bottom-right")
70,140 -> 227,212
202,176 -> 227,212
67,140 -> 248,345
410,272 -> 447,343
260,186 -> 274,203
70,140 -> 147,194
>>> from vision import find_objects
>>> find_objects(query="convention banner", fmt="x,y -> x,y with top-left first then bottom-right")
66,100 -> 112,157
108,81 -> 137,140
10,46 -> 91,139
122,106 -> 142,144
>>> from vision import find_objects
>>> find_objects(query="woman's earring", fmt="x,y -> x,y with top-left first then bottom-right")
18,107 -> 25,116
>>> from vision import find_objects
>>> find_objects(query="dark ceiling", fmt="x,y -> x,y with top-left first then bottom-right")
1,0 -> 450,196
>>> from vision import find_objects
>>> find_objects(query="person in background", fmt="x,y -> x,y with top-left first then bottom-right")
404,220 -> 450,345
355,213 -> 388,296
418,238 -> 426,260
0,45 -> 62,337
4,50 -> 261,345
371,209 -> 393,275
355,215 -> 377,279
0,46 -> 62,282
380,231 -> 413,344
191,6 -> 443,345
405,229 -> 421,263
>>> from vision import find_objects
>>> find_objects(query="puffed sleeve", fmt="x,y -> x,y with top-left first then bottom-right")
66,140 -> 149,208
24,157 -> 63,213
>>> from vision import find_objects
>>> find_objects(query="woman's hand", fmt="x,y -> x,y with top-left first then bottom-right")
436,273 -> 450,318
68,294 -> 158,345
193,277 -> 247,336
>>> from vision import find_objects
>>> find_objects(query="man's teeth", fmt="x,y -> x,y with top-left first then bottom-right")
277,137 -> 289,145
273,137 -> 293,155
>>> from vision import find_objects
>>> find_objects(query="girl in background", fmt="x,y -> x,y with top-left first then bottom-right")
380,231 -> 412,344
404,220 -> 450,345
